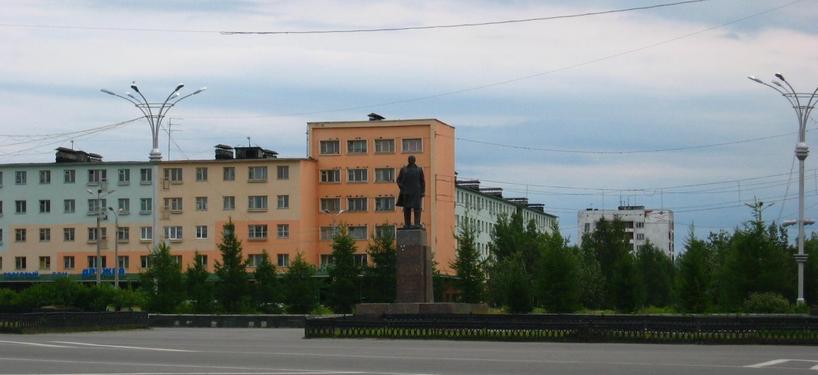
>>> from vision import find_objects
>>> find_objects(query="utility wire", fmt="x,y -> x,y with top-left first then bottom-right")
221,0 -> 706,35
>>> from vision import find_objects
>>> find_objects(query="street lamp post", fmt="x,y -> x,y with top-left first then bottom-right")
100,83 -> 206,250
108,207 -> 124,288
86,186 -> 113,286
748,73 -> 818,305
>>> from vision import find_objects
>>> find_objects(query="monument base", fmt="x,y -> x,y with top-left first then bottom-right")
396,228 -> 433,303
355,302 -> 489,316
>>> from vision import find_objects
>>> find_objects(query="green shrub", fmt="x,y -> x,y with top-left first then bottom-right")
743,292 -> 792,314
0,288 -> 20,313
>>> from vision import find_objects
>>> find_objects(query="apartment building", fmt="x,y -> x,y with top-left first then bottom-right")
577,205 -> 675,259
455,180 -> 558,260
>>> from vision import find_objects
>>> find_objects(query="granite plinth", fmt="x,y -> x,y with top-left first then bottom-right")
355,303 -> 489,316
396,228 -> 433,303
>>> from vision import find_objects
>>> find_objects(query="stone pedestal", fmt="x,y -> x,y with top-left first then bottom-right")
396,228 -> 433,303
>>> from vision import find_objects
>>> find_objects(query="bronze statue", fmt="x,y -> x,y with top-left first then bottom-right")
396,155 -> 425,228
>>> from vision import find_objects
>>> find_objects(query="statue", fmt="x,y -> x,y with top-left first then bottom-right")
396,155 -> 425,228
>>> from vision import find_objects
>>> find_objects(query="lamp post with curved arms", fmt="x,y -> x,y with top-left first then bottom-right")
748,73 -> 818,305
108,206 -> 124,288
100,83 -> 206,250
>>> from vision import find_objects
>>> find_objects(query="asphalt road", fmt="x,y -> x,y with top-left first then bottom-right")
0,328 -> 817,375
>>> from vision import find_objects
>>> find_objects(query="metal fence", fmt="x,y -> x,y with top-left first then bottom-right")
0,312 -> 148,333
304,313 -> 818,344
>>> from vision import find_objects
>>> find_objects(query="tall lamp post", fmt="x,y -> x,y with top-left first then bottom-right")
748,73 -> 818,305
108,207 -> 124,288
86,186 -> 113,286
100,83 -> 206,250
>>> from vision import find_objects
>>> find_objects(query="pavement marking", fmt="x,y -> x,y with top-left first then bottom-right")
0,340 -> 74,348
50,341 -> 196,352
0,373 -> 364,375
745,359 -> 818,370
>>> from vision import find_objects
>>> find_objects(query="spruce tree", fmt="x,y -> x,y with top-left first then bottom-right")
140,242 -> 184,313
185,252 -> 214,313
635,242 -> 674,307
363,229 -> 396,303
676,232 -> 713,313
253,250 -> 281,313
327,226 -> 360,313
451,221 -> 485,303
283,252 -> 319,313
214,220 -> 250,313
535,225 -> 580,312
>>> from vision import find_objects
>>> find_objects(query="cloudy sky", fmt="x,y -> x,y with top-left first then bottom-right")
2,0 -> 817,248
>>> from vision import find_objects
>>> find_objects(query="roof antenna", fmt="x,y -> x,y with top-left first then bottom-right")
70,140 -> 74,150
247,136 -> 251,147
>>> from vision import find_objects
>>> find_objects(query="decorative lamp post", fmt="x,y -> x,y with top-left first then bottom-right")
748,73 -> 818,304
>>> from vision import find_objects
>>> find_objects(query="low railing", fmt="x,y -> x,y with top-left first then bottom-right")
0,312 -> 148,333
305,313 -> 818,344
149,314 -> 330,328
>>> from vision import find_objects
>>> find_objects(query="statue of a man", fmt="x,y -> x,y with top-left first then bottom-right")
396,155 -> 425,228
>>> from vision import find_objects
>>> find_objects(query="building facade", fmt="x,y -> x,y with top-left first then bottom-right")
455,180 -> 557,260
577,206 -> 675,259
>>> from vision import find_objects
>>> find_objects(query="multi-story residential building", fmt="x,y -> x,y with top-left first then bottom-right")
577,205 -> 675,259
455,180 -> 557,260
307,118 -> 457,272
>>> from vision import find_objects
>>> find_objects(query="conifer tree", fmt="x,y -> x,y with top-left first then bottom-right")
327,226 -> 360,313
253,250 -> 281,313
214,220 -> 250,312
364,228 -> 396,303
185,252 -> 214,313
451,221 -> 485,303
141,242 -> 184,313
283,252 -> 319,313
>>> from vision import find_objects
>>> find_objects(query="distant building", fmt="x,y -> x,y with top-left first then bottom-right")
455,180 -> 557,260
577,206 -> 675,259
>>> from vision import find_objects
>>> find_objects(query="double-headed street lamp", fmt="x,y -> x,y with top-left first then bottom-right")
100,83 -> 205,249
748,73 -> 818,305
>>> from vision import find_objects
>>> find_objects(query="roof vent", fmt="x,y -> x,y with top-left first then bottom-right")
55,147 -> 103,163
214,144 -> 234,160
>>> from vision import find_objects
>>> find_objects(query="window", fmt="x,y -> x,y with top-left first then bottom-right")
172,256 -> 182,267
0,201 -> 2,216
636,233 -> 645,241
140,198 -> 152,214
39,199 -> 51,213
277,253 -> 290,267
140,255 -> 151,269
320,169 -> 340,183
375,197 -> 395,211
320,227 -> 337,240
223,166 -> 235,181
375,139 -> 395,153
140,168 -> 152,185
0,171 -> 2,187
118,169 -> 130,185
347,139 -> 367,153
196,225 -> 208,239
140,226 -> 153,241
196,254 -> 208,267
248,166 -> 267,182
39,256 -> 51,271
584,223 -> 591,233
64,199 -> 75,213
247,254 -> 266,267
402,138 -> 422,153
277,195 -> 289,209
636,222 -> 645,228
15,229 -> 26,242
39,170 -> 51,184
164,226 -> 183,241
87,227 -> 107,242
248,195 -> 268,211
87,198 -> 106,215
117,256 -> 129,269
64,169 -> 76,183
353,254 -> 368,267
320,254 -> 333,268
15,256 -> 26,270
63,256 -> 75,270
195,196 -> 208,211
118,198 -> 130,214
375,168 -> 394,182
348,168 -> 367,183
164,168 -> 183,183
277,224 -> 289,239
375,225 -> 396,239
320,140 -> 340,155
116,227 -> 129,242
348,197 -> 367,212
87,256 -> 107,268
63,227 -> 75,241
223,196 -> 235,211
320,198 -> 340,212
15,200 -> 26,214
277,165 -> 289,180
15,171 -> 26,185
164,197 -> 183,213
349,226 -> 367,240
248,224 -> 268,240
195,167 -> 208,182
88,169 -> 107,184
39,228 -> 50,242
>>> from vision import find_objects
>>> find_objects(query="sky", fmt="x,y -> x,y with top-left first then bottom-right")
1,0 -> 817,249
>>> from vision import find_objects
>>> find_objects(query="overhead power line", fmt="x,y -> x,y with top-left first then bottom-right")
221,0 -> 707,35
